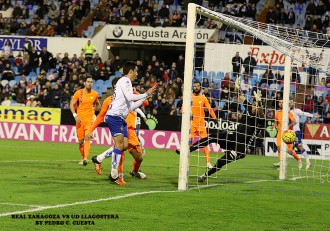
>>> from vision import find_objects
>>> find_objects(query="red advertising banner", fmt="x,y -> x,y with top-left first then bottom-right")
304,123 -> 330,140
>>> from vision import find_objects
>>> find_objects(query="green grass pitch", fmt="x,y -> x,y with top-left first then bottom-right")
0,139 -> 329,231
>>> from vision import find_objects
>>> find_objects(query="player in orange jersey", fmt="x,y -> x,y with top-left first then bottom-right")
187,80 -> 217,168
70,75 -> 101,166
273,99 -> 302,169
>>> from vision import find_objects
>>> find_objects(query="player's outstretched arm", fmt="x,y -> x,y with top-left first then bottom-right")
121,81 -> 156,102
296,108 -> 321,120
131,99 -> 145,111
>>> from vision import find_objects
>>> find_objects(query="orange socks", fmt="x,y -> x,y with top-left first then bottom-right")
204,146 -> 210,163
84,140 -> 90,159
79,143 -> 84,158
118,152 -> 125,174
132,159 -> 142,173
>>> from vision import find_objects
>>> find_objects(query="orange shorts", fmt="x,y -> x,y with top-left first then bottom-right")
76,120 -> 93,140
128,128 -> 142,153
276,134 -> 293,151
189,122 -> 207,140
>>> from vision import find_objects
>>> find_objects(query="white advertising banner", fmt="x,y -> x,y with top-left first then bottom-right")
105,25 -> 217,43
265,137 -> 330,159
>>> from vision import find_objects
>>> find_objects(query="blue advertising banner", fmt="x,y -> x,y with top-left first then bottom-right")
0,37 -> 48,52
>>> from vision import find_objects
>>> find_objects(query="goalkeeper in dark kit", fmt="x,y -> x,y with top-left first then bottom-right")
178,77 -> 266,182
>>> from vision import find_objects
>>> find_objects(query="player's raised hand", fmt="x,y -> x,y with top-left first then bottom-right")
235,76 -> 241,90
85,132 -> 94,141
147,84 -> 157,97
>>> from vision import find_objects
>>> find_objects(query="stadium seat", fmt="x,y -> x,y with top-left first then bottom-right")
250,77 -> 258,86
12,66 -> 18,75
200,70 -> 207,77
28,72 -> 37,78
115,71 -> 122,77
15,76 -> 21,83
104,79 -> 111,88
95,79 -> 104,86
212,79 -> 221,88
101,85 -> 107,93
217,71 -> 224,79
272,66 -> 284,71
194,70 -> 200,78
209,71 -> 216,79
278,84 -> 284,90
9,80 -> 17,88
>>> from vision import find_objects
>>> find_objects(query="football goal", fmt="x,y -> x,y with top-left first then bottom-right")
178,3 -> 330,191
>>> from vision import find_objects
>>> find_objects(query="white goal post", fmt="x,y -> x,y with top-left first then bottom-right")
178,3 -> 330,190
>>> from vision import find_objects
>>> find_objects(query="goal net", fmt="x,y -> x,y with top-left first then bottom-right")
178,3 -> 330,191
